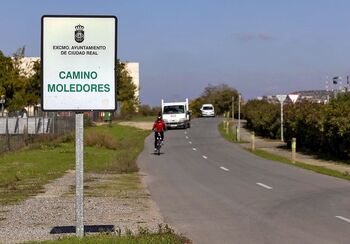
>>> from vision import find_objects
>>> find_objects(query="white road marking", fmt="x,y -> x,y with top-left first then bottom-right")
186,136 -> 189,139
185,131 -> 187,134
335,216 -> 350,223
189,141 -> 192,144
202,155 -> 208,159
192,148 -> 197,151
220,166 -> 230,172
256,182 -> 273,190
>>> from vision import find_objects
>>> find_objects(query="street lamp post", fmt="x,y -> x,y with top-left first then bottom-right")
332,76 -> 342,99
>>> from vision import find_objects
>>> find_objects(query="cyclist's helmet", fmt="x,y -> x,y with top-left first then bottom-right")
157,112 -> 162,120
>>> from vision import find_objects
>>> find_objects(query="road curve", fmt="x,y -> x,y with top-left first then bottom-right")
138,118 -> 350,244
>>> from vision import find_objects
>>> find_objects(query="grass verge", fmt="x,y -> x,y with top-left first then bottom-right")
249,148 -> 350,181
28,225 -> 191,244
218,121 -> 350,181
218,121 -> 236,142
0,124 -> 149,205
218,121 -> 247,143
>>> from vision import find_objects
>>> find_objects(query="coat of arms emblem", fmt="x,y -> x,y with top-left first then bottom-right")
75,24 -> 84,43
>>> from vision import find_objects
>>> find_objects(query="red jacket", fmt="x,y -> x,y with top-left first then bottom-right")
153,119 -> 166,132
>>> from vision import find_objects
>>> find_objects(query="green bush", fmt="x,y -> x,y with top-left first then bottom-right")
284,101 -> 326,152
244,93 -> 350,159
244,100 -> 280,138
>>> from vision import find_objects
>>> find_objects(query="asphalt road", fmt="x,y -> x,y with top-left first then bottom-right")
138,118 -> 350,244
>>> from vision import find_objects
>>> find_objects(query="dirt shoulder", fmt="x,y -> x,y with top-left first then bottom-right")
118,121 -> 153,131
237,120 -> 350,174
0,170 -> 164,244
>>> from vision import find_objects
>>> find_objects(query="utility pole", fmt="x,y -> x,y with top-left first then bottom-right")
325,76 -> 330,103
232,96 -> 234,121
237,94 -> 241,142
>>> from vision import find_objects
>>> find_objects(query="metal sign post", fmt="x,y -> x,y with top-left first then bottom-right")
280,102 -> 284,142
41,15 -> 117,237
276,95 -> 287,142
75,112 -> 84,237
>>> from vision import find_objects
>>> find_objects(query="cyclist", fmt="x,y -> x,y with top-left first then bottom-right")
152,113 -> 166,151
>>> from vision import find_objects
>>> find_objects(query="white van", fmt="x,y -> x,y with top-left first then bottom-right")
200,104 -> 215,117
162,98 -> 191,129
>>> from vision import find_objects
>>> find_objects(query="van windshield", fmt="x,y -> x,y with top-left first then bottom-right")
203,106 -> 213,110
163,105 -> 185,114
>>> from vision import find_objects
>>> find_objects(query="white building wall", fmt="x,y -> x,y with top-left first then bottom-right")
14,57 -> 40,77
124,62 -> 140,100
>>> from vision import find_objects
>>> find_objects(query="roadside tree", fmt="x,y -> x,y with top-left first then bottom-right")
190,83 -> 239,116
116,60 -> 139,118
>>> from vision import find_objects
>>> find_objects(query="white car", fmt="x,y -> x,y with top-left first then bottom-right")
200,104 -> 215,117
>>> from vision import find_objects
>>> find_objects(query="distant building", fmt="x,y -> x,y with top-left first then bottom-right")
261,90 -> 335,104
124,62 -> 140,100
13,57 -> 40,77
294,90 -> 332,103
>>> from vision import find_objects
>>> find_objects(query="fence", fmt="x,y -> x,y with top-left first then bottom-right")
0,112 -> 75,153
0,108 -> 125,154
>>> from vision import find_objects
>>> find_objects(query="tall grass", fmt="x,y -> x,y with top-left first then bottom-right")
85,132 -> 119,150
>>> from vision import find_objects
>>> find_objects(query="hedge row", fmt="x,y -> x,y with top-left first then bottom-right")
243,93 -> 350,159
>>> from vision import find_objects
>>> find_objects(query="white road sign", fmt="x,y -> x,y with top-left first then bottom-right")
41,15 -> 117,111
288,94 -> 299,104
276,94 -> 287,103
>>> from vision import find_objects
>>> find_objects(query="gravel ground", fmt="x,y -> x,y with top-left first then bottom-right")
0,170 -> 163,244
0,121 -> 165,243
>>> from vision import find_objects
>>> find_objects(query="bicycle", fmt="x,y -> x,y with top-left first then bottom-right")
155,132 -> 162,155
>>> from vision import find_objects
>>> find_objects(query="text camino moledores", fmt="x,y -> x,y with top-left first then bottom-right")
47,71 -> 111,93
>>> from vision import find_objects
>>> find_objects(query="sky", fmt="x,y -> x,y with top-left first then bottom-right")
1,0 -> 350,105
